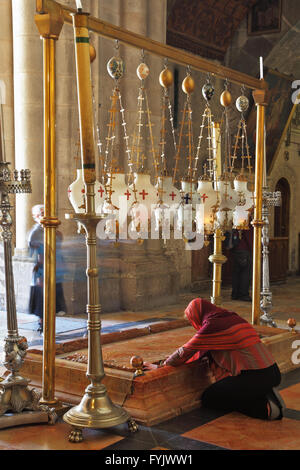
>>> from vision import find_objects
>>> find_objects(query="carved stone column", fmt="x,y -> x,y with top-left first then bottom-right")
12,0 -> 44,254
0,1 -> 14,167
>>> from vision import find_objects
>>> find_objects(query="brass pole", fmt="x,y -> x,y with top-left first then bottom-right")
209,228 -> 227,306
34,11 -> 63,407
251,85 -> 268,325
62,11 -> 137,443
36,0 -> 266,91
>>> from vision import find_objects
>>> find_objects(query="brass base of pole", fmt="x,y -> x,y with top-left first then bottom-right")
63,384 -> 136,442
39,398 -> 69,417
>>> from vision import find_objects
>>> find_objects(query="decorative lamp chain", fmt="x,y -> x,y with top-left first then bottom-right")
131,86 -> 144,172
186,94 -> 194,191
144,89 -> 159,181
159,88 -> 167,176
167,91 -> 177,154
172,101 -> 188,185
104,88 -> 118,202
224,105 -> 231,174
206,105 -> 215,179
117,89 -> 138,203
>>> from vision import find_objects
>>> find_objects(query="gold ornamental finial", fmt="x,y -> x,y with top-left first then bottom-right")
287,318 -> 297,334
159,66 -> 173,89
130,356 -> 144,377
89,43 -> 96,63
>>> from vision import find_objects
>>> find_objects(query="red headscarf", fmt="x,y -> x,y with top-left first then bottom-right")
183,298 -> 261,356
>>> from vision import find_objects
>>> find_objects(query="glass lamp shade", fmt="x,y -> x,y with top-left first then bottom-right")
129,172 -> 158,217
196,179 -> 219,234
68,168 -> 105,214
155,176 -> 181,231
153,202 -> 171,237
180,180 -> 199,207
156,176 -> 181,206
175,181 -> 198,232
128,201 -> 149,239
233,177 -> 254,230
216,179 -> 238,231
101,200 -> 119,238
104,172 -> 134,208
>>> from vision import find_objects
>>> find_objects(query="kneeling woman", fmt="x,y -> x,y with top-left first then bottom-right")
163,298 -> 285,420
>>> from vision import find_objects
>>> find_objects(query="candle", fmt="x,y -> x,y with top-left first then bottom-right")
260,56 -> 264,80
75,0 -> 83,10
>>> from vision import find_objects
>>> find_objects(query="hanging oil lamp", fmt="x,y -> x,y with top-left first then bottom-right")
232,87 -> 254,230
153,62 -> 181,236
215,82 -> 238,231
128,51 -> 159,240
195,75 -> 219,238
174,68 -> 200,236
100,41 -> 135,241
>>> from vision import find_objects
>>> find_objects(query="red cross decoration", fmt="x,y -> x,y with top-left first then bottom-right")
68,188 -> 72,195
98,187 -> 104,197
124,190 -> 131,201
169,192 -> 176,201
81,188 -> 85,194
200,193 -> 208,203
139,189 -> 148,200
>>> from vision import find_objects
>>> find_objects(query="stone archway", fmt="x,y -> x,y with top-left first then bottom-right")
274,177 -> 290,237
269,162 -> 298,272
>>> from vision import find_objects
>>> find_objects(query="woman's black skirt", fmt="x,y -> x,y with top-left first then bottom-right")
29,283 -> 66,318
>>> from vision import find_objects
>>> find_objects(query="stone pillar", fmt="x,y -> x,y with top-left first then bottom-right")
56,0 -> 78,238
12,0 -> 43,254
114,0 -> 181,310
56,0 -> 99,238
0,1 -> 15,311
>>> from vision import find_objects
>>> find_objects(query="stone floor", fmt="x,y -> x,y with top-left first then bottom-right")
0,276 -> 300,451
1,276 -> 299,351
0,368 -> 300,451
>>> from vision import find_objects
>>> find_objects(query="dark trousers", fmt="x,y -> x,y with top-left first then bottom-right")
232,250 -> 252,299
201,363 -> 281,420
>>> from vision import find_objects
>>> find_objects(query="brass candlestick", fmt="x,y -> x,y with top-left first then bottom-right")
62,10 -> 137,442
251,85 -> 268,325
0,162 -> 57,427
260,189 -> 281,328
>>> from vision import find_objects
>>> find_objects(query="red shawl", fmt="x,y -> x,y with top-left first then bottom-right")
182,298 -> 261,363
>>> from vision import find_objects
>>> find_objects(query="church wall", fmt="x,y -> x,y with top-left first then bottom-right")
223,0 -> 300,275
0,0 -> 14,167
268,125 -> 300,274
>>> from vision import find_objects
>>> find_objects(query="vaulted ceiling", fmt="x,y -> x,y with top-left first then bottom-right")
167,0 -> 258,61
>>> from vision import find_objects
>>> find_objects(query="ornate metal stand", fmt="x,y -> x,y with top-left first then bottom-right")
0,161 -> 57,428
63,212 -> 138,442
62,10 -> 137,442
260,188 -> 281,327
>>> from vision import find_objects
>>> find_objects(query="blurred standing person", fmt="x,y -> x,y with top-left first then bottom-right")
231,223 -> 253,301
28,204 -> 66,333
